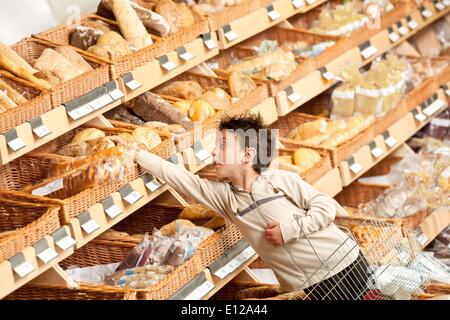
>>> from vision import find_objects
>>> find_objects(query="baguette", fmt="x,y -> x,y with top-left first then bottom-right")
55,46 -> 93,73
0,42 -> 37,75
0,90 -> 17,109
287,119 -> 327,141
0,78 -> 28,104
111,0 -> 153,50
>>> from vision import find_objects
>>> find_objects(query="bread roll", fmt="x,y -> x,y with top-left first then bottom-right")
55,46 -> 93,73
72,128 -> 106,144
293,148 -> 321,170
118,132 -> 136,144
34,70 -> 61,87
179,203 -> 218,220
129,1 -> 171,37
300,134 -> 330,146
287,119 -> 327,141
155,0 -> 180,33
156,80 -> 203,101
70,26 -> 104,50
87,31 -> 132,59
202,216 -> 226,230
0,78 -> 28,105
111,0 -> 153,50
159,219 -> 196,237
176,2 -> 195,28
34,48 -> 84,82
200,88 -> 231,110
188,99 -> 215,121
132,127 -> 162,150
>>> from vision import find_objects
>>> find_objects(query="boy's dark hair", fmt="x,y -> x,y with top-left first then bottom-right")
219,113 -> 276,174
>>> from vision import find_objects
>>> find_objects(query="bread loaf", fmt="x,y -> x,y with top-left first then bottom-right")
111,0 -> 153,50
0,90 -> 17,109
300,134 -> 330,145
156,80 -> 203,101
34,70 -> 61,87
159,219 -> 196,237
0,78 -> 28,105
179,203 -> 218,220
87,31 -> 132,59
287,119 -> 327,141
0,42 -> 51,90
55,46 -> 93,73
188,99 -> 215,121
200,88 -> 231,110
202,216 -> 226,230
228,72 -> 257,98
293,148 -> 321,170
129,0 -> 171,36
235,285 -> 285,300
104,105 -> 145,125
155,0 -> 180,33
34,48 -> 85,82
126,92 -> 192,129
70,26 -> 104,50
71,128 -> 106,144
176,2 -> 195,28
132,127 -> 162,151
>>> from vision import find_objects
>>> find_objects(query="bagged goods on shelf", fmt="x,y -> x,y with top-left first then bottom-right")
283,40 -> 336,58
331,64 -> 363,118
308,1 -> 369,36
422,108 -> 450,141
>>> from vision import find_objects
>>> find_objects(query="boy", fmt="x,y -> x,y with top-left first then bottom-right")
127,113 -> 371,300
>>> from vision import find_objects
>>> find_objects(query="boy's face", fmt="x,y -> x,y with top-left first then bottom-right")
212,129 -> 248,179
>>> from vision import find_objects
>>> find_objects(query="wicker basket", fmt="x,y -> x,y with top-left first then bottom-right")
275,146 -> 333,185
207,0 -> 272,31
272,112 -> 376,167
150,71 -> 267,151
0,125 -> 174,224
0,190 -> 61,262
210,26 -> 345,97
0,71 -> 52,133
33,15 -> 167,79
362,155 -> 402,177
334,182 -> 432,231
11,37 -> 110,108
288,1 -> 414,49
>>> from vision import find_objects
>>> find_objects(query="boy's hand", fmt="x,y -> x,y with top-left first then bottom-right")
265,222 -> 283,247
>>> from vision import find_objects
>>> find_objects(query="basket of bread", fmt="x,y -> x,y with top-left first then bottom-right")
3,38 -> 110,108
106,70 -> 267,151
0,190 -> 62,263
0,124 -> 174,223
0,70 -> 52,133
6,202 -> 218,300
273,111 -> 376,167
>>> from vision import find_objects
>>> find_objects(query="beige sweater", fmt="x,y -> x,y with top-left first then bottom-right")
136,150 -> 360,291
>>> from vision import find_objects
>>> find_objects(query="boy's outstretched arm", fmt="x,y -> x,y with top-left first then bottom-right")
135,149 -> 231,218
279,176 -> 337,243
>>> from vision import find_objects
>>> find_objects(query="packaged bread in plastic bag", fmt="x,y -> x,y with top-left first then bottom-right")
331,64 -> 363,118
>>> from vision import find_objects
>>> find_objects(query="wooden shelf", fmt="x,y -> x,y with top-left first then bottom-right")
418,207 -> 450,249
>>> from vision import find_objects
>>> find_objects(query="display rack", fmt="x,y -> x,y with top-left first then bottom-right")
1,1 -> 449,300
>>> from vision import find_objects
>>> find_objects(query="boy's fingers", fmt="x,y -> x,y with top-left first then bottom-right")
266,222 -> 279,229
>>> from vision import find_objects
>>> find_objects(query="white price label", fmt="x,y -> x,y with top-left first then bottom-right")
267,9 -> 281,21
371,147 -> 384,158
361,46 -> 378,59
105,205 -> 123,219
287,91 -> 301,104
292,0 -> 305,8
435,2 -> 445,10
81,219 -> 100,234
224,30 -> 239,42
32,178 -> 64,197
109,88 -> 124,101
124,191 -> 143,204
422,9 -> 433,18
204,39 -> 217,50
385,136 -> 397,148
91,95 -> 113,110
431,118 -> 450,127
398,26 -> 409,35
417,233 -> 429,246
213,246 -> 256,279
184,281 -> 214,300
68,104 -> 94,120
179,51 -> 195,61
161,60 -> 177,72
145,179 -> 162,192
398,250 -> 410,264
7,137 -> 26,151
36,247 -> 58,264
414,112 -> 427,122
13,261 -> 35,278
55,236 -> 76,251
423,99 -> 447,116
349,162 -> 362,174
125,79 -> 143,90
195,149 -> 211,162
408,20 -> 418,29
389,32 -> 400,42
32,125 -> 51,138
322,71 -> 335,81
305,0 -> 316,4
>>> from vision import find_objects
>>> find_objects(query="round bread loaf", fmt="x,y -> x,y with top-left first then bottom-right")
132,127 -> 162,151
72,128 -> 106,144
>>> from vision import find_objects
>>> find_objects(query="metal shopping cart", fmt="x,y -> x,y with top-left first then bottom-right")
287,218 -> 429,300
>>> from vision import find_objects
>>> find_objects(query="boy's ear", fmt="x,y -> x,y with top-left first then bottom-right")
244,147 -> 257,164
